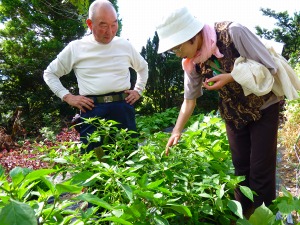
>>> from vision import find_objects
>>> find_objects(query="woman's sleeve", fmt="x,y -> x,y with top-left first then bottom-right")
229,22 -> 277,74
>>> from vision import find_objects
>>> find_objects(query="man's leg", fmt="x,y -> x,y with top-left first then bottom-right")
80,103 -> 108,154
108,101 -> 137,131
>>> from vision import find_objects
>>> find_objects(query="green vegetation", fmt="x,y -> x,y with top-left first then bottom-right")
278,64 -> 300,165
1,2 -> 298,138
0,113 -> 299,224
0,1 -> 300,224
256,8 -> 300,66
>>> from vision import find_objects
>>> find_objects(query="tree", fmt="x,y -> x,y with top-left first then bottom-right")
0,0 -> 86,136
255,8 -> 300,64
65,0 -> 122,35
62,0 -> 90,15
138,32 -> 219,115
139,32 -> 183,113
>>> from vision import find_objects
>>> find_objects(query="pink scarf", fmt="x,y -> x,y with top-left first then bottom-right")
182,24 -> 224,74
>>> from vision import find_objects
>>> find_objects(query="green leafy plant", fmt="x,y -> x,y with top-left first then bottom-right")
0,166 -> 85,225
2,110 -> 300,224
136,107 -> 178,135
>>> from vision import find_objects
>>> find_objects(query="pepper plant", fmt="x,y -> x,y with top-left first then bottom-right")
0,112 -> 298,224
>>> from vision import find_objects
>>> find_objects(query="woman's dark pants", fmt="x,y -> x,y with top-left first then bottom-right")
226,102 -> 280,212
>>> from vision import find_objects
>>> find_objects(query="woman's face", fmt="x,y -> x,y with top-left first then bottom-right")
171,33 -> 203,59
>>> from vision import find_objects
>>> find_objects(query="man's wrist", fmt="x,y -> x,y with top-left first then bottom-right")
134,87 -> 143,96
62,93 -> 71,102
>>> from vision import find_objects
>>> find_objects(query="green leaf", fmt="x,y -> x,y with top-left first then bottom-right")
153,214 -> 170,225
202,204 -> 214,215
129,164 -> 144,172
277,199 -> 295,214
147,179 -> 164,189
120,183 -> 133,202
126,204 -> 142,218
9,167 -> 32,186
55,183 -> 82,195
100,216 -> 133,225
138,174 -> 148,188
125,160 -> 135,165
53,158 -> 68,164
199,193 -> 213,198
25,169 -> 56,181
82,172 -> 102,186
70,171 -> 95,186
0,166 -> 5,177
167,204 -> 192,217
0,195 -> 10,204
216,184 -> 225,198
75,193 -> 113,210
154,193 -> 163,198
166,197 -> 182,204
0,199 -> 37,225
128,200 -> 148,219
135,190 -> 154,200
189,121 -> 200,131
215,197 -> 224,212
139,156 -> 149,161
218,215 -> 231,225
280,186 -> 293,199
18,181 -> 39,200
240,185 -> 254,202
227,200 -> 243,218
236,218 -> 252,225
248,204 -> 275,225
293,199 -> 300,211
157,187 -> 172,195
40,177 -> 55,193
20,169 -> 56,192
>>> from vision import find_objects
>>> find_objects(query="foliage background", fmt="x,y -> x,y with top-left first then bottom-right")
0,2 -> 299,224
0,1 -> 299,141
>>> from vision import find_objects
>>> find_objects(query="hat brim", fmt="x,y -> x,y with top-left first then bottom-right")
157,19 -> 204,54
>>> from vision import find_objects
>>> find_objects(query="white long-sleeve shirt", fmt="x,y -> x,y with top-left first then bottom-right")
43,35 -> 148,99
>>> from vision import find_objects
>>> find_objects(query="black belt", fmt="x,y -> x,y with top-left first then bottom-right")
87,92 -> 127,103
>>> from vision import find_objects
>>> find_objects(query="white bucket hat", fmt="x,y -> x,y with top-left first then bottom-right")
156,7 -> 204,54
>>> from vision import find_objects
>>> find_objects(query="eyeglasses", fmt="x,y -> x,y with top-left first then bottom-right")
170,44 -> 182,54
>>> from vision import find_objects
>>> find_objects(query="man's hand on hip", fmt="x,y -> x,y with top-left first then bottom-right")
63,94 -> 94,113
124,90 -> 140,105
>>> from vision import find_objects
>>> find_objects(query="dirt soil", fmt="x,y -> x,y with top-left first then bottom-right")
277,141 -> 300,224
277,144 -> 300,196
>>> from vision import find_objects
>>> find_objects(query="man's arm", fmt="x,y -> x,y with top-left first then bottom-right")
134,64 -> 149,96
43,43 -> 94,112
43,44 -> 74,100
128,41 -> 149,96
125,43 -> 149,105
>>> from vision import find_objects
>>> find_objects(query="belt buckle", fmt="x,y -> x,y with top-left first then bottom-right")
103,95 -> 113,103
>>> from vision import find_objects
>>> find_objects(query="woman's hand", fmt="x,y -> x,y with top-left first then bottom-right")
165,132 -> 181,156
203,73 -> 234,90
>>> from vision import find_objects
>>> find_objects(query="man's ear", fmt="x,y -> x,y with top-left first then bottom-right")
86,19 -> 92,31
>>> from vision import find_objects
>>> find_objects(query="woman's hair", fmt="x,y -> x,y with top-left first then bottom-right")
189,31 -> 202,45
